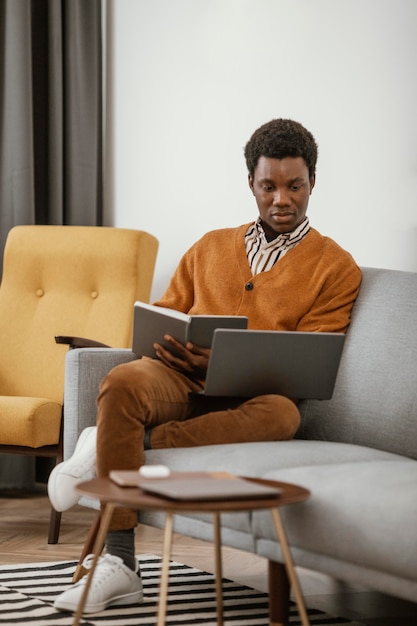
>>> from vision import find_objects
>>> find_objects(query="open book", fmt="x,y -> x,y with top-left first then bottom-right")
132,302 -> 248,358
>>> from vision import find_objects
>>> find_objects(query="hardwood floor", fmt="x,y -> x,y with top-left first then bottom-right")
0,487 -> 416,625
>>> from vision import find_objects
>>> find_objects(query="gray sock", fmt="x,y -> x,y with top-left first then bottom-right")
106,528 -> 137,572
144,428 -> 152,450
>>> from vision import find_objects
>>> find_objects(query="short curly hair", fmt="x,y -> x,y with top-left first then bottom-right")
244,118 -> 318,179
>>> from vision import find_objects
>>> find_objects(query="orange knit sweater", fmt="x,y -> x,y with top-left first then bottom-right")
155,223 -> 362,334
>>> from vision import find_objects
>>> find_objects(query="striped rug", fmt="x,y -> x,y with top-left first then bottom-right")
0,554 -> 364,625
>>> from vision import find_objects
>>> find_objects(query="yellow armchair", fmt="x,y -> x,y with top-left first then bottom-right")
0,225 -> 158,543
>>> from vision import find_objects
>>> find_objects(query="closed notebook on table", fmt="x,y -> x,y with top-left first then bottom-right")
137,476 -> 281,501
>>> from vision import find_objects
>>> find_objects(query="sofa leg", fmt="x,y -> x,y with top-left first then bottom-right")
268,560 -> 290,626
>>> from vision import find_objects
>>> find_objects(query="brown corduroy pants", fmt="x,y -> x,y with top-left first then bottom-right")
96,358 -> 300,530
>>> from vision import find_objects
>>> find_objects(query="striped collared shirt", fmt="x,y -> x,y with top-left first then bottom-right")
245,217 -> 311,275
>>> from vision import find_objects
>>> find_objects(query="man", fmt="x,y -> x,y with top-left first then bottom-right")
49,118 -> 361,613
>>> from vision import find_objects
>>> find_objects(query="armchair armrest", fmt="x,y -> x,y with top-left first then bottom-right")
63,348 -> 137,459
55,335 -> 111,349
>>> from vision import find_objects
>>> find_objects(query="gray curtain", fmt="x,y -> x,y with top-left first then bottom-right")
0,0 -> 103,488
0,0 -> 103,271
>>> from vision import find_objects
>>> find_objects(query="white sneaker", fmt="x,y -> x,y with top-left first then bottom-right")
54,554 -> 143,614
48,426 -> 97,512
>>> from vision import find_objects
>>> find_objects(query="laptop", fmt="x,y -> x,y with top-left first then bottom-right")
201,329 -> 345,400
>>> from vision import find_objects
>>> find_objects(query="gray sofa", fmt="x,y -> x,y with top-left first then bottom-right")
63,266 -> 417,611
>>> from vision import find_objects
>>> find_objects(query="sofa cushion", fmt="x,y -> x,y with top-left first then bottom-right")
143,440 -> 405,538
145,439 -> 405,477
252,459 -> 417,582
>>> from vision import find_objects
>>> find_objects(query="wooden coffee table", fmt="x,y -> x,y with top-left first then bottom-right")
72,475 -> 310,626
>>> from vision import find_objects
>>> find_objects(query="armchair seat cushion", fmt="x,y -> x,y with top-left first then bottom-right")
0,397 -> 62,447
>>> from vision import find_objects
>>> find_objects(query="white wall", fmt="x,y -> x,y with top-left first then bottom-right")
105,0 -> 417,301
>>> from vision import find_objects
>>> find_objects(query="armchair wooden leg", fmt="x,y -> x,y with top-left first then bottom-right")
73,512 -> 103,582
47,420 -> 64,545
48,507 -> 62,545
268,560 -> 290,626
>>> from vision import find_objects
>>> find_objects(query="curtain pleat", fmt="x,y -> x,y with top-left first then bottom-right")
0,0 -> 36,236
63,0 -> 103,225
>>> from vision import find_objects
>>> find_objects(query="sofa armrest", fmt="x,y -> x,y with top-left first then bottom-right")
63,348 -> 137,459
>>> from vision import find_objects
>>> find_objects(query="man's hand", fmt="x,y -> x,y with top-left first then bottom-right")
153,335 -> 210,380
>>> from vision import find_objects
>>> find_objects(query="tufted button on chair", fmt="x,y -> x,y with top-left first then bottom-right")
0,225 -> 158,543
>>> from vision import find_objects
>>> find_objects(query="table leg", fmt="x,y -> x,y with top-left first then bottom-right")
156,511 -> 174,626
73,512 -> 103,583
213,512 -> 224,626
72,502 -> 115,626
270,508 -> 310,626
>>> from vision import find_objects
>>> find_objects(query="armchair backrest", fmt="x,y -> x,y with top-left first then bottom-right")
0,225 -> 158,404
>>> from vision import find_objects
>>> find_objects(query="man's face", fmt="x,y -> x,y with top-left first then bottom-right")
248,156 -> 315,238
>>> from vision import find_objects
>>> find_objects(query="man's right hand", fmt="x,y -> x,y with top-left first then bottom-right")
154,335 -> 210,380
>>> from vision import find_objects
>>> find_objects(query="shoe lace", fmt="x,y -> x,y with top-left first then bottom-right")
80,554 -> 124,587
